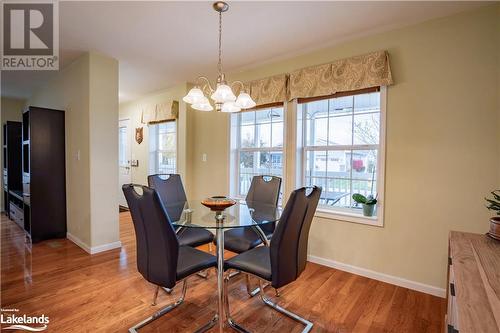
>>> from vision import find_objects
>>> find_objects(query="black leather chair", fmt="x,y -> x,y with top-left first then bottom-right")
223,175 -> 281,253
224,186 -> 322,333
122,184 -> 217,333
148,174 -> 214,248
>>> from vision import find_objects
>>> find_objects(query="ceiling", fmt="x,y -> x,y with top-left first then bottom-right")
1,1 -> 486,103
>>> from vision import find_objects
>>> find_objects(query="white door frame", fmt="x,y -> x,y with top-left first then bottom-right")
118,118 -> 132,207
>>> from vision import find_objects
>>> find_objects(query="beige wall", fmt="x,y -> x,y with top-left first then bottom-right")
187,108 -> 230,200
29,52 -> 120,249
1,97 -> 25,211
187,5 -> 500,290
498,5 -> 500,182
118,84 -> 190,192
88,53 -> 120,247
1,97 -> 24,122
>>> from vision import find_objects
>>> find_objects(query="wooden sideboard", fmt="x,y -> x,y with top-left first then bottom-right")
446,231 -> 500,333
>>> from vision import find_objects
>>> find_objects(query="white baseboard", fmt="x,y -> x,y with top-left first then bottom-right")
90,240 -> 122,254
67,232 -> 92,253
307,255 -> 446,298
67,232 -> 122,255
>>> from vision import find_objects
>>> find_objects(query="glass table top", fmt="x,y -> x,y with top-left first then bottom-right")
165,200 -> 281,229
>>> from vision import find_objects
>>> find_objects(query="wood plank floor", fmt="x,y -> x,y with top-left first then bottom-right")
1,212 -> 445,332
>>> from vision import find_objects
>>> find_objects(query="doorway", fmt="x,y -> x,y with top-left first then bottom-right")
118,119 -> 132,208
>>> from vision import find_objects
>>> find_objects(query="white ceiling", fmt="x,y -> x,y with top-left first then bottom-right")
1,1 -> 486,102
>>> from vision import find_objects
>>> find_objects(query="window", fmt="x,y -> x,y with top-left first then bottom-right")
297,89 -> 384,223
149,121 -> 176,175
230,106 -> 285,197
118,126 -> 128,167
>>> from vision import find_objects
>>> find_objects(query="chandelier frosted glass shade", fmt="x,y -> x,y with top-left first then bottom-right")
184,83 -> 256,113
182,87 -> 205,104
221,101 -> 241,113
235,92 -> 256,109
191,96 -> 214,111
211,84 -> 236,103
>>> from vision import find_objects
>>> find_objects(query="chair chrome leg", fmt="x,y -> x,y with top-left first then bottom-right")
251,225 -> 270,246
228,269 -> 259,296
245,274 -> 260,297
197,269 -> 209,279
162,287 -> 173,294
245,274 -> 254,295
151,286 -> 160,306
193,314 -> 219,333
224,273 -> 251,333
228,270 -> 240,278
227,270 -> 267,297
258,280 -> 313,333
245,274 -> 269,297
129,279 -> 188,333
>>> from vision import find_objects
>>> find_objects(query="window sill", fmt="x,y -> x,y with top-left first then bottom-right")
314,207 -> 383,227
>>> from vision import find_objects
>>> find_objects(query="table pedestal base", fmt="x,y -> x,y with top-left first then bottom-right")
197,211 -> 285,333
206,215 -> 252,333
216,223 -> 225,332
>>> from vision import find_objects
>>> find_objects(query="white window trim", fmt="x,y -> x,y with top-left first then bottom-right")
149,121 -> 177,175
295,86 -> 387,227
228,105 -> 287,200
227,87 -> 386,227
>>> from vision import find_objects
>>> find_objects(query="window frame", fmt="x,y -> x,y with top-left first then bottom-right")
149,120 -> 177,175
229,104 -> 286,200
296,87 -> 386,227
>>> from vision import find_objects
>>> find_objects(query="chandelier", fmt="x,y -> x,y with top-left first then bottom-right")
183,1 -> 256,112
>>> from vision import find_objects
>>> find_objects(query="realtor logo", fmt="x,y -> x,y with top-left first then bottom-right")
1,1 -> 59,70
1,308 -> 49,331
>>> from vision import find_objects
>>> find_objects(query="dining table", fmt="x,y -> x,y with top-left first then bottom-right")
163,198 -> 282,332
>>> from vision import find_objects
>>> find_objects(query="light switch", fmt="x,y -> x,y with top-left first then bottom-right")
76,150 -> 81,161
202,153 -> 207,162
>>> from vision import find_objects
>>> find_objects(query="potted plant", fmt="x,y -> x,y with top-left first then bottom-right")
485,190 -> 500,240
352,193 -> 377,217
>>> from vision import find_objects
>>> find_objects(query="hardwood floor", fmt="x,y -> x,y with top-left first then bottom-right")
1,212 -> 445,332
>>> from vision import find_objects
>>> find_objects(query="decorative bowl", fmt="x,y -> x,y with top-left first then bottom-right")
201,196 -> 236,212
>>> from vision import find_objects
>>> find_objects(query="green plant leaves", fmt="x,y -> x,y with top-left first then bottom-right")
352,193 -> 378,205
485,189 -> 500,215
352,193 -> 367,204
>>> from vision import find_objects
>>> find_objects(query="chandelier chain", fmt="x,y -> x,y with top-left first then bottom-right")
218,10 -> 222,76
183,2 -> 256,112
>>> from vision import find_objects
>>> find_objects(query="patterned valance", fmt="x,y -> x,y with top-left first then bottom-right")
190,50 -> 392,112
141,100 -> 179,124
233,74 -> 288,108
247,74 -> 288,107
288,50 -> 393,100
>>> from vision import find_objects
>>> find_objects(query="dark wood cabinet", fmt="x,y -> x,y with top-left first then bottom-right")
3,121 -> 22,226
23,106 -> 66,243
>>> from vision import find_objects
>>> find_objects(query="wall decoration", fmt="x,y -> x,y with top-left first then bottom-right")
135,127 -> 143,144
